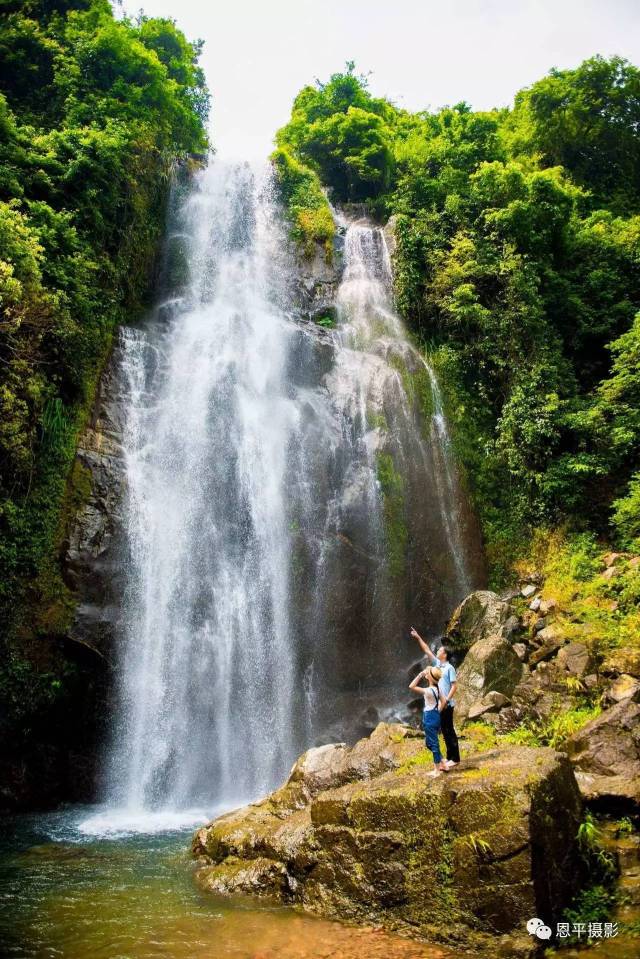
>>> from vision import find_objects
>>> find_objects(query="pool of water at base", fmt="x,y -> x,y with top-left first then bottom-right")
0,805 -> 453,959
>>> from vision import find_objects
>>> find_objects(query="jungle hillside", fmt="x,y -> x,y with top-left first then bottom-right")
274,58 -> 640,582
0,0 -> 209,806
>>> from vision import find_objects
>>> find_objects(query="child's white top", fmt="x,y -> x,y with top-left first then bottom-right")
423,686 -> 440,711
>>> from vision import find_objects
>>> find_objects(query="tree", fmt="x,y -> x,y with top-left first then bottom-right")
508,56 -> 640,212
276,65 -> 395,201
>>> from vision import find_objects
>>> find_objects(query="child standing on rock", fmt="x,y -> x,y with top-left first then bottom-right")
409,666 -> 448,776
410,628 -> 460,768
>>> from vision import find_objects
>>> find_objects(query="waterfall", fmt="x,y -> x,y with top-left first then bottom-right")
422,359 -> 473,597
108,163 -> 301,809
104,164 -> 482,818
303,220 -> 474,720
328,221 -> 473,602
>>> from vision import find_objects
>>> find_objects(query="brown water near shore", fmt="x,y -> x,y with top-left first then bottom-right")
0,807 -> 455,959
3,807 -> 638,959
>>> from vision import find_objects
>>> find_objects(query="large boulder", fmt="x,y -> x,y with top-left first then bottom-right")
566,700 -> 640,806
607,674 -> 640,704
446,591 -> 511,653
193,723 -> 585,952
467,691 -> 511,720
556,642 -> 593,677
455,636 -> 525,720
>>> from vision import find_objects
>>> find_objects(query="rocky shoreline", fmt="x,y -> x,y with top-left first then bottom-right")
192,577 -> 640,953
442,585 -> 640,809
193,724 -> 584,956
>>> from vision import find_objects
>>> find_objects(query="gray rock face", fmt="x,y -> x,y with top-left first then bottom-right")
293,237 -> 343,320
607,674 -> 640,704
467,691 -> 511,719
382,215 -> 398,257
566,700 -> 640,805
455,636 -> 525,720
556,642 -> 593,677
528,626 -> 566,666
538,598 -> 558,617
63,343 -> 127,660
446,591 -> 512,653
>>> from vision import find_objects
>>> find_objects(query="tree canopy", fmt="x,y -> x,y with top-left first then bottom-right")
276,58 -> 640,570
0,1 -> 208,683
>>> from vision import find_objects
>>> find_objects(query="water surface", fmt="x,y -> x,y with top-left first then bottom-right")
0,807 -> 453,959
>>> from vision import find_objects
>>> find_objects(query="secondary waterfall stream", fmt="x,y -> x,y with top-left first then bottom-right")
105,160 -> 482,816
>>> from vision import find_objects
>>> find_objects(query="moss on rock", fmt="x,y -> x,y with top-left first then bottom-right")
376,452 -> 408,578
193,723 -> 586,949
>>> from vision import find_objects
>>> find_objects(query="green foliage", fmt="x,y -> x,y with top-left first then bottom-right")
459,721 -> 499,754
276,63 -> 395,202
620,918 -> 640,938
0,1 -> 208,754
578,811 -> 602,853
278,58 -> 640,578
502,704 -> 601,750
271,147 -> 335,257
314,313 -> 335,328
528,529 -> 640,660
507,55 -> 640,212
562,814 -> 618,933
614,817 -> 634,838
613,472 -> 640,550
376,452 -> 408,578
563,885 -> 618,931
464,833 -> 492,858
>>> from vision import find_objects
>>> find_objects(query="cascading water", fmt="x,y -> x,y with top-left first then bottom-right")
422,358 -> 473,597
333,219 -> 473,605
297,219 -> 479,738
108,163 -> 303,810
104,162 -> 483,818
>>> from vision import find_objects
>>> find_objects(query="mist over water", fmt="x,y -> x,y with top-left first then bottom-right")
104,161 -> 482,819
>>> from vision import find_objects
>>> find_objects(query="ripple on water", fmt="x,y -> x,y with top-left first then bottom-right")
0,806 -> 452,959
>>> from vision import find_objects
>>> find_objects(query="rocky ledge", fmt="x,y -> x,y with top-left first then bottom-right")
443,585 -> 640,809
193,723 -> 585,954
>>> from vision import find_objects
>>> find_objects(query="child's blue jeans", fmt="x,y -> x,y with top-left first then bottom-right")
423,709 -> 442,765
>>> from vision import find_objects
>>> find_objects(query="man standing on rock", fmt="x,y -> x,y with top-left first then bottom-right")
410,628 -> 460,768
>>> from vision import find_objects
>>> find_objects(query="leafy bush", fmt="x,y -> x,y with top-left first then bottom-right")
563,884 -> 618,931
277,58 -> 640,579
0,1 -> 208,766
271,147 -> 334,256
276,63 -> 395,202
613,473 -> 640,550
506,55 -> 640,212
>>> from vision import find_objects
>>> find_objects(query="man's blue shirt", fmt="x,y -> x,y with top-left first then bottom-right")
428,655 -> 456,706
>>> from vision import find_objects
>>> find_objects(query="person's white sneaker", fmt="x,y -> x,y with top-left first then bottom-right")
445,760 -> 458,768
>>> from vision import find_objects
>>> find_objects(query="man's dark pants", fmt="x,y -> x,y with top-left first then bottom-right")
440,704 -> 460,762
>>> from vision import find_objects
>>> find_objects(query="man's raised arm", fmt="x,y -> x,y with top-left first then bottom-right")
410,627 -> 436,662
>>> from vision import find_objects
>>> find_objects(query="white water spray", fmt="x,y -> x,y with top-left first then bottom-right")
108,163 -> 301,810
101,172 -> 480,825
